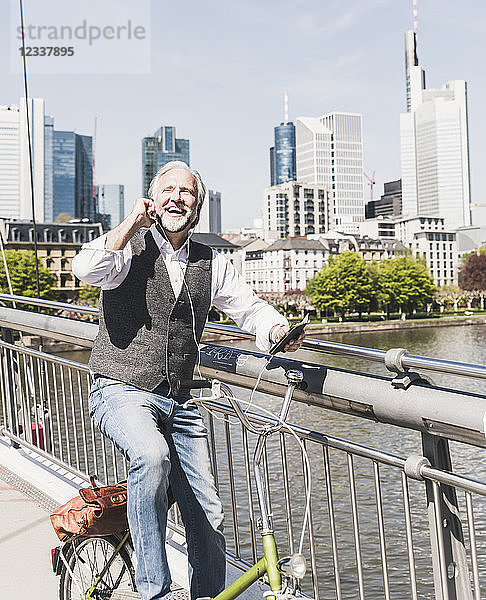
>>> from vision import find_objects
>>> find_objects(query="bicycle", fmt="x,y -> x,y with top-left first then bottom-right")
52,369 -> 309,600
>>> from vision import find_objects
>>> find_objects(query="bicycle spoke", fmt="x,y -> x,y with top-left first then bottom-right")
73,540 -> 91,594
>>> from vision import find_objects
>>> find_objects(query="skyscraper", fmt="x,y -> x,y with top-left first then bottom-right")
404,30 -> 426,113
44,115 -> 54,222
400,28 -> 471,229
0,105 -> 21,219
96,184 -> 125,230
53,131 -> 93,221
269,92 -> 296,186
142,125 -> 190,196
295,112 -> 364,234
0,98 -> 52,221
195,189 -> 222,234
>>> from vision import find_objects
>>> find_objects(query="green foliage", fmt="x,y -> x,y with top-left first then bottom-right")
310,251 -> 375,317
434,285 -> 466,309
0,249 -> 58,300
77,284 -> 100,307
304,275 -> 318,297
307,252 -> 436,317
377,255 -> 436,315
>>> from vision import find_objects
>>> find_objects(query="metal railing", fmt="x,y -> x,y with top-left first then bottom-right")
0,298 -> 486,599
1,292 -> 486,380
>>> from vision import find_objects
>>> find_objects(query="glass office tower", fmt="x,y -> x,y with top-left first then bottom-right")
95,184 -> 125,231
270,122 -> 296,186
53,131 -> 93,221
142,125 -> 190,196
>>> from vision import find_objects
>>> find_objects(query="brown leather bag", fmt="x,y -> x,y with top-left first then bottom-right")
50,476 -> 128,542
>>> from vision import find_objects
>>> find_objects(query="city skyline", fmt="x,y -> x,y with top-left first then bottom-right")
1,1 -> 485,229
400,28 -> 471,230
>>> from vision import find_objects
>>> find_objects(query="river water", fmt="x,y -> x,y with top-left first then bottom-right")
63,323 -> 486,599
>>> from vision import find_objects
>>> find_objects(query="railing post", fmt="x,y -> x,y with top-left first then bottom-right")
1,327 -> 20,448
421,432 -> 472,600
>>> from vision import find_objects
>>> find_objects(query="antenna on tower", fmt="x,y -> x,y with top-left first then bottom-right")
284,90 -> 289,125
413,0 -> 418,34
92,116 -> 97,218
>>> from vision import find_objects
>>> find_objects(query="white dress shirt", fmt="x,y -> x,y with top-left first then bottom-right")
72,225 -> 287,352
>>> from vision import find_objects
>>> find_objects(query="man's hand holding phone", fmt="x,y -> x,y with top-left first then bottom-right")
131,197 -> 157,228
105,198 -> 157,251
269,314 -> 308,354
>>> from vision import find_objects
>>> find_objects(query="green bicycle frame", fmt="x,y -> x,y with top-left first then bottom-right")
81,529 -> 282,600
80,374 -> 304,600
213,533 -> 281,600
84,531 -> 131,599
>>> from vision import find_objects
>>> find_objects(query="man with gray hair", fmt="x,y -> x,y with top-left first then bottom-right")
72,161 -> 302,600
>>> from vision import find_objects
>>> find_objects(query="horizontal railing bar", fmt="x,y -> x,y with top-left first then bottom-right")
0,293 -> 98,315
1,313 -> 486,448
0,306 -> 98,346
202,398 -> 486,497
0,428 -> 91,483
0,339 -> 92,372
420,465 -> 486,496
201,398 -> 406,468
0,294 -> 485,380
402,354 -> 486,379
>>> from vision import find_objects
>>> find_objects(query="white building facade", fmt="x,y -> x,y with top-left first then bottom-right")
262,181 -> 332,241
360,215 -> 458,287
296,112 -> 364,234
400,32 -> 471,230
0,99 -> 52,222
245,238 -> 329,293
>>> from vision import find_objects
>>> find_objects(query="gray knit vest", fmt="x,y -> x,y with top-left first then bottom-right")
89,228 -> 212,393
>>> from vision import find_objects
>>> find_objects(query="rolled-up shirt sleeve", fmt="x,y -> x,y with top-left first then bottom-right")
72,234 -> 132,290
211,252 -> 288,352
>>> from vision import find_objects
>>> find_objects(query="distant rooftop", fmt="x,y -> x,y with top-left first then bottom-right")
191,232 -> 239,249
265,237 -> 327,252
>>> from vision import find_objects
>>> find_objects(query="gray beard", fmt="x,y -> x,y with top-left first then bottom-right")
158,209 -> 195,233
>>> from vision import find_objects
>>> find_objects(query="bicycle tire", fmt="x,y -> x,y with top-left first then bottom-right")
58,534 -> 137,600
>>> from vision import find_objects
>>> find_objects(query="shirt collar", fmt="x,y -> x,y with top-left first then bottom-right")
149,223 -> 192,257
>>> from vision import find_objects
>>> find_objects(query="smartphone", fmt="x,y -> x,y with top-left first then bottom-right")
147,199 -> 161,226
269,314 -> 309,355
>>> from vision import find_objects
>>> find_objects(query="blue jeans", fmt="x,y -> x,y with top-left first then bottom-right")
88,377 -> 226,600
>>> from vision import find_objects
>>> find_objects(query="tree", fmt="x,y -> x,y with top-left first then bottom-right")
377,255 -> 435,316
434,285 -> 467,312
459,253 -> 486,291
0,249 -> 58,300
309,251 -> 374,318
261,290 -> 312,318
77,284 -> 100,307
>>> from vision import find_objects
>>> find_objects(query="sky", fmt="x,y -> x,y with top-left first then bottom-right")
1,0 -> 485,229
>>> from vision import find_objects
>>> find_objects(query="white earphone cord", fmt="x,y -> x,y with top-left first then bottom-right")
176,251 -> 311,556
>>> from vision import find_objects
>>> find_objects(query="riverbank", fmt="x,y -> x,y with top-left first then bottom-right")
18,314 -> 486,352
306,314 -> 486,335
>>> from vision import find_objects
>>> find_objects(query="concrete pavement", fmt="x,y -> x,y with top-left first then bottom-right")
0,465 -> 60,600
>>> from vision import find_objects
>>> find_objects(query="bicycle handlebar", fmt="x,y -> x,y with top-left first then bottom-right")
177,371 -> 305,437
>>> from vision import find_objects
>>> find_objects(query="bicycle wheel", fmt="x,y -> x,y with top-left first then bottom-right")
59,534 -> 137,599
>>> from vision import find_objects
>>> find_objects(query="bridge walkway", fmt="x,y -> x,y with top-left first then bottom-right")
0,463 -> 59,600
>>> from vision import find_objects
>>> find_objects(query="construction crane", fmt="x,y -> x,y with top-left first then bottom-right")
364,171 -> 376,203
